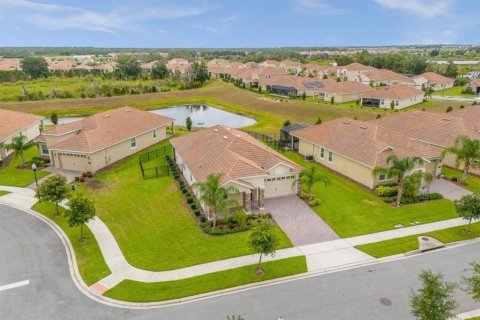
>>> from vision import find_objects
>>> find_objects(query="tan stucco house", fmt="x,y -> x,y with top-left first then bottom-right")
0,108 -> 44,161
38,107 -> 174,172
412,72 -> 455,91
290,118 -> 442,189
339,62 -> 377,81
467,79 -> 480,95
314,81 -> 375,103
361,85 -> 425,109
170,125 -> 303,214
355,69 -> 414,87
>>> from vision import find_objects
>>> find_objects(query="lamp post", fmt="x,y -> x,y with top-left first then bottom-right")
31,163 -> 38,188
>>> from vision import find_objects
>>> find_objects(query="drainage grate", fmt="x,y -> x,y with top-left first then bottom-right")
380,298 -> 392,306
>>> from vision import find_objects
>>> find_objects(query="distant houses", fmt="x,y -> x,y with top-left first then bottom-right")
412,72 -> 455,91
466,78 -> 480,95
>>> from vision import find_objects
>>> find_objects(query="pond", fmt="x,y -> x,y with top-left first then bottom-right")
43,105 -> 257,128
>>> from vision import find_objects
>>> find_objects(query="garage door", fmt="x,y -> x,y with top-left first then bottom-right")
59,153 -> 87,172
264,175 -> 297,199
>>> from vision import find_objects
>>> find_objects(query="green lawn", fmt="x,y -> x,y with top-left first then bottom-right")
77,139 -> 293,271
436,86 -> 477,97
355,222 -> 480,258
284,152 -> 458,238
104,256 -> 307,302
32,201 -> 111,285
0,191 -> 9,196
0,146 -> 49,187
442,166 -> 480,194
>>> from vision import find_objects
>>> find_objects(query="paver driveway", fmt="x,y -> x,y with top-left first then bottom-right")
264,195 -> 339,246
429,178 -> 472,201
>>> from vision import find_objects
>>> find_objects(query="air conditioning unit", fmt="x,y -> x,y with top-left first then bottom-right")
305,155 -> 314,161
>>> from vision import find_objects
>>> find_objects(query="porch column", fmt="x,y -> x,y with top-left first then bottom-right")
243,191 -> 252,213
171,122 -> 175,135
258,188 -> 265,210
251,188 -> 258,210
296,179 -> 301,195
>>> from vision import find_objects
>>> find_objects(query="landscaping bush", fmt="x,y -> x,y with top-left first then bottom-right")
82,172 -> 87,177
308,197 -> 321,207
299,191 -> 309,200
451,176 -> 458,182
86,171 -> 93,178
233,210 -> 247,226
187,197 -> 194,204
79,177 -> 85,182
383,196 -> 396,203
200,216 -> 206,223
194,210 -> 201,217
415,193 -> 443,202
375,185 -> 398,197
74,176 -> 80,182
180,187 -> 187,194
190,203 -> 197,210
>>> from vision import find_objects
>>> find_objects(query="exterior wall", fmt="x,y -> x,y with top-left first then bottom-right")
0,120 -> 42,160
317,91 -> 365,103
362,93 -> 424,110
298,139 -> 375,189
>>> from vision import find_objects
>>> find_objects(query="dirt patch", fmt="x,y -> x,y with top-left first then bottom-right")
84,178 -> 103,189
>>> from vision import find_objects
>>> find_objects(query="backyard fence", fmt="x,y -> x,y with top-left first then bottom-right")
139,145 -> 173,180
243,130 -> 287,152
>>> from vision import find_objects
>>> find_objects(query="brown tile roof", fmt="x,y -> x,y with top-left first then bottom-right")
170,126 -> 303,185
362,69 -> 413,82
0,59 -> 21,71
469,78 -> 480,86
48,59 -> 77,71
371,110 -> 480,147
343,63 -> 377,71
291,118 -> 440,168
0,109 -> 44,141
95,61 -> 117,71
45,107 -> 174,153
362,84 -> 424,100
261,74 -> 326,90
414,72 -> 454,85
314,81 -> 375,95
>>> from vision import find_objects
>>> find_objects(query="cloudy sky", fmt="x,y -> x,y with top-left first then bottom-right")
0,0 -> 478,47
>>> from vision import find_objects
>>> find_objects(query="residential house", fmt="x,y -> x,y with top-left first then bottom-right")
94,61 -> 117,73
258,60 -> 281,68
339,62 -> 377,81
314,81 -> 375,103
0,59 -> 21,71
361,85 -> 425,109
0,109 -> 44,161
412,72 -> 455,91
252,66 -> 287,88
38,107 -> 174,173
262,75 -> 328,97
207,58 -> 230,67
48,59 -> 77,71
290,118 -> 441,189
280,59 -> 302,75
170,125 -> 303,214
467,78 -> 480,95
303,64 -> 339,79
355,69 -> 414,87
166,58 -> 190,74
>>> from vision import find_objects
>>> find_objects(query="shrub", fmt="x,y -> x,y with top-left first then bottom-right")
86,171 -> 93,178
181,187 -> 187,194
74,176 -> 80,181
451,176 -> 458,182
200,216 -> 207,223
190,203 -> 197,210
299,191 -> 309,200
308,197 -> 321,207
79,177 -> 85,182
375,185 -> 398,197
187,197 -> 194,204
233,210 -> 247,226
446,106 -> 453,112
194,210 -> 201,216
383,196 -> 395,203
82,172 -> 87,177
416,193 -> 443,202
460,105 -> 465,109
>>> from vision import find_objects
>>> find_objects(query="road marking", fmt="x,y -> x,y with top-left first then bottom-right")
0,280 -> 30,292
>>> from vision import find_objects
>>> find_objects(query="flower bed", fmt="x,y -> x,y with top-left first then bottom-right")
374,184 -> 443,205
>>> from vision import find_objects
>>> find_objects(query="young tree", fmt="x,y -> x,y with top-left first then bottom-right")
151,61 -> 169,79
283,120 -> 291,128
116,54 -> 142,79
315,117 -> 322,125
442,136 -> 480,184
186,116 -> 193,131
454,194 -> 480,232
36,174 -> 70,216
373,156 -> 424,207
301,92 -> 306,100
296,166 -> 329,200
192,173 -> 239,226
21,56 -> 49,79
464,261 -> 480,302
410,270 -> 458,320
248,220 -> 279,274
50,112 -> 58,125
3,134 -> 32,166
65,195 -> 96,242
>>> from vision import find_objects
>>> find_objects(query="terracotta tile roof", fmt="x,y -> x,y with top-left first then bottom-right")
314,81 -> 375,95
0,109 -> 44,141
414,72 -> 454,85
362,69 -> 413,82
95,61 -> 117,71
45,107 -> 174,153
0,59 -> 21,71
469,78 -> 480,86
261,75 -> 331,91
291,118 -> 440,168
371,110 -> 480,147
48,59 -> 77,71
362,84 -> 424,100
343,63 -> 377,71
170,126 -> 303,185
281,59 -> 302,68
259,60 -> 281,67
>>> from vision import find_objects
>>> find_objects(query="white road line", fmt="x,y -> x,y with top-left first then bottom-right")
0,280 -> 30,292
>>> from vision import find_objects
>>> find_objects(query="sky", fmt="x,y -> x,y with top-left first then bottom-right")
0,0 -> 478,48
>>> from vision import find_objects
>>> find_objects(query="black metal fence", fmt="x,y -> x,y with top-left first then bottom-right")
139,145 -> 173,179
243,130 -> 287,152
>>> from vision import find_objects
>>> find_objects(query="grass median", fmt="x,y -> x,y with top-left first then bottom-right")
355,222 -> 480,258
104,256 -> 307,302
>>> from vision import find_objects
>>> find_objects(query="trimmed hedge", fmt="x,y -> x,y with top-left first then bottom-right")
383,193 -> 443,204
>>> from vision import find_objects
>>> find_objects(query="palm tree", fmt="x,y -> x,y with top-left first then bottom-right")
296,166 -> 330,200
442,136 -> 480,184
192,173 -> 239,227
403,171 -> 433,198
373,155 -> 424,207
3,134 -> 32,166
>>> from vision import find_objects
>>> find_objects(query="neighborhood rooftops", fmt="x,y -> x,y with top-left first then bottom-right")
0,108 -> 44,141
170,125 -> 303,185
313,81 -> 375,94
361,84 -> 423,100
290,118 -> 441,168
343,62 -> 377,71
413,72 -> 454,85
43,106 -> 174,153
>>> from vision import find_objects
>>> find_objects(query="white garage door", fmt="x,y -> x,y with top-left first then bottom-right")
264,175 -> 297,199
59,153 -> 87,172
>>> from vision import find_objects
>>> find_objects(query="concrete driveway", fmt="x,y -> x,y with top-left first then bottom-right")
429,178 -> 472,201
264,195 -> 339,246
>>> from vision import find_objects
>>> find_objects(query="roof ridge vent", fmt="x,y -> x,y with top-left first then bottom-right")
442,117 -> 452,121
103,115 -> 110,118
223,136 -> 228,139
343,120 -> 351,124
214,128 -> 218,132
360,125 -> 368,129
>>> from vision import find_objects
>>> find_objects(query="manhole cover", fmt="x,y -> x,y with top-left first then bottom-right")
380,298 -> 392,306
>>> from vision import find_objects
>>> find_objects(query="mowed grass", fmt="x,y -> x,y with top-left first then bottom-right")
284,151 -> 458,237
77,139 -> 293,271
0,191 -> 9,196
437,86 -> 477,97
104,256 -> 307,302
356,222 -> 480,258
0,146 -> 48,187
441,166 -> 480,194
32,201 -> 111,285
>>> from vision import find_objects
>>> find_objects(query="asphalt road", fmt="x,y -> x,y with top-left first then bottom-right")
1,203 -> 480,320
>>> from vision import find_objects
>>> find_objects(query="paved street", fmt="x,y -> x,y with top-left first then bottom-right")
1,203 -> 480,320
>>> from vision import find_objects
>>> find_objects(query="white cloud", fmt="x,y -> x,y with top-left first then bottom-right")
193,14 -> 241,34
294,0 -> 346,15
374,0 -> 451,18
0,0 -> 212,34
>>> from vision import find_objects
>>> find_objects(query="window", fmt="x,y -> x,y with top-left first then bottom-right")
130,137 -> 137,148
381,100 -> 384,105
328,151 -> 333,163
40,144 -> 49,155
153,129 -> 157,139
320,148 -> 325,159
395,100 -> 399,106
379,173 -> 386,181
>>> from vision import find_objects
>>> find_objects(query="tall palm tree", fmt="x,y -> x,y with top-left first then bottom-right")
296,166 -> 330,200
442,136 -> 480,184
3,134 -> 32,166
192,173 -> 239,227
373,155 -> 424,207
